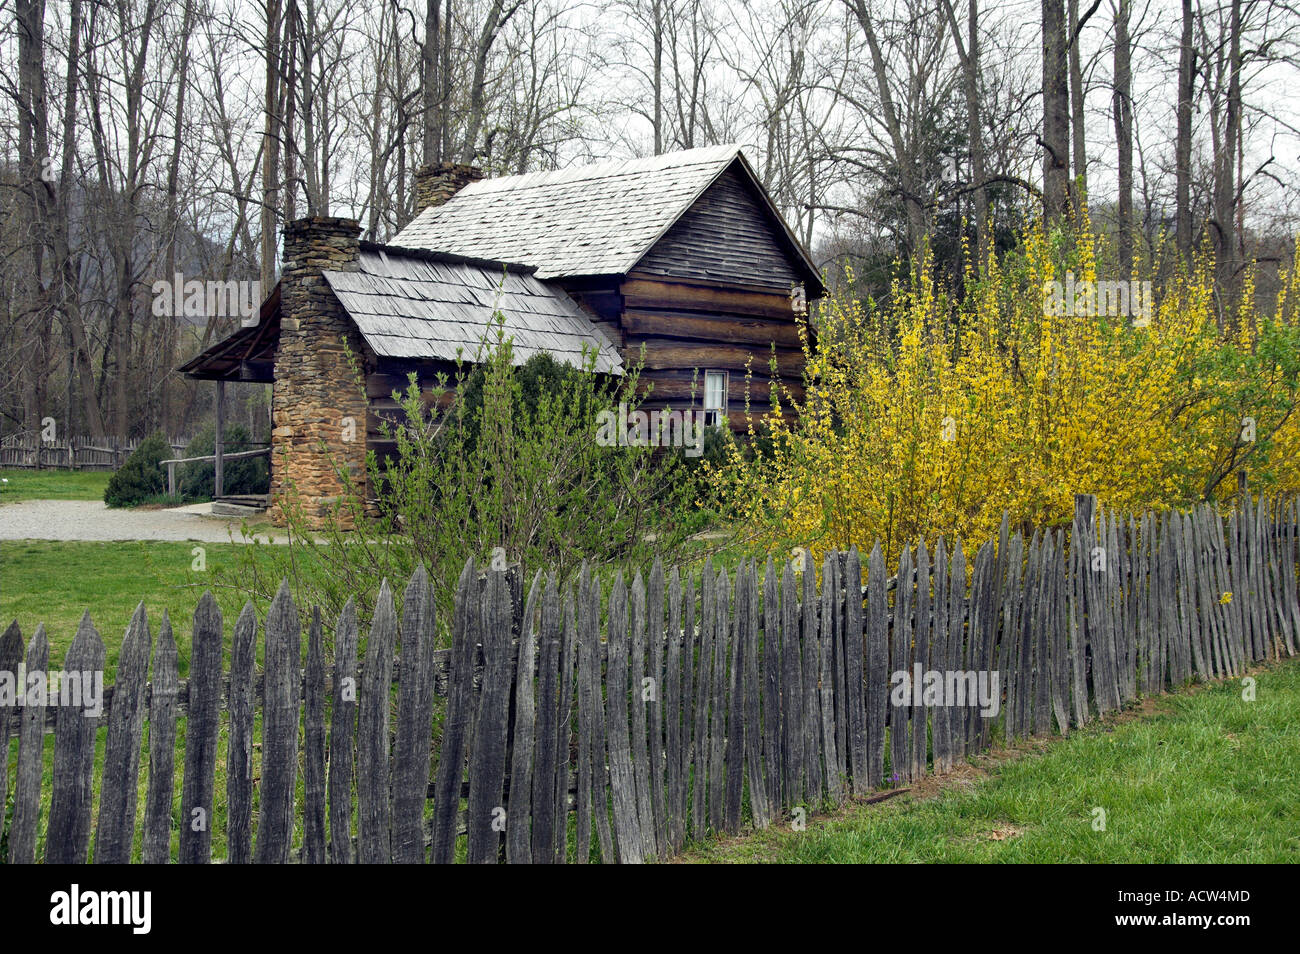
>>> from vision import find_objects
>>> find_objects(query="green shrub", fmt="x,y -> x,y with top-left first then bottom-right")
221,318 -> 723,628
103,433 -> 171,508
178,422 -> 269,500
698,422 -> 736,469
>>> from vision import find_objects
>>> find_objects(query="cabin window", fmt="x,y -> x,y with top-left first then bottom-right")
703,370 -> 728,428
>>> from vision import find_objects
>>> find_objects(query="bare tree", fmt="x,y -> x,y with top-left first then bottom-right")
941,0 -> 991,263
1175,0 -> 1195,260
1205,0 -> 1243,309
423,0 -> 443,164
1113,0 -> 1134,277
459,0 -> 527,163
13,0 -> 53,433
843,0 -> 954,255
1068,0 -> 1103,213
1043,0 -> 1072,224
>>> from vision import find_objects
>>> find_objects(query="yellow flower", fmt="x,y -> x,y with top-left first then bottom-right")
711,218 -> 1300,561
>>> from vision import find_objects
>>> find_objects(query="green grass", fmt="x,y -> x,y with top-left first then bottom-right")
683,659 -> 1300,863
0,540 -> 279,681
0,468 -> 112,503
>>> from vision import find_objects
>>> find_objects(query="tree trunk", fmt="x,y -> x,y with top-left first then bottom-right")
653,0 -> 663,154
1041,0 -> 1071,225
1213,0 -> 1242,312
54,0 -> 105,437
163,0 -> 196,435
263,0 -> 284,291
423,0 -> 441,164
1113,0 -> 1133,279
442,0 -> 454,160
944,0 -> 990,266
968,0 -> 989,265
283,0 -> 299,221
460,0 -> 524,164
847,0 -> 930,256
16,0 -> 52,435
1175,0 -> 1195,262
1067,0 -> 1087,214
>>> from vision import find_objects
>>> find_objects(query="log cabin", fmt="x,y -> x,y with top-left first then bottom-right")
180,144 -> 824,525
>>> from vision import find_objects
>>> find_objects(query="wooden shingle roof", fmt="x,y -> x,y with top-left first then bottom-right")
322,245 -> 623,374
394,144 -> 821,292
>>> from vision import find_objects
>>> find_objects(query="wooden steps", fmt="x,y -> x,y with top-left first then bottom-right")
211,494 -> 269,516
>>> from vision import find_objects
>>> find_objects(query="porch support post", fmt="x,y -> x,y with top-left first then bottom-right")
215,379 -> 226,499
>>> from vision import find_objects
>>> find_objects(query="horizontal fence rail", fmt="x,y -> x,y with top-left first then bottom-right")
161,447 -> 271,498
1,492 -> 1297,863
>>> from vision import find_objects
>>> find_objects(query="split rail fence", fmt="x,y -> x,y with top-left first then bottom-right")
1,492 -> 1297,863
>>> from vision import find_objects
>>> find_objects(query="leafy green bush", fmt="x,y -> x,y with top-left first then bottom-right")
178,422 -> 269,500
695,421 -> 737,470
453,351 -> 590,454
103,432 -> 171,508
223,318 -> 723,628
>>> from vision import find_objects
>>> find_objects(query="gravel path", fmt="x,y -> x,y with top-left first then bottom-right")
0,499 -> 290,543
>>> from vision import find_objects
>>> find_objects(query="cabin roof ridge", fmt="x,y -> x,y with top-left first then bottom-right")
390,143 -> 821,297
358,240 -> 537,275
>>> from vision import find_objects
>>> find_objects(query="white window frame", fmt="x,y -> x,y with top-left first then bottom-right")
703,370 -> 728,429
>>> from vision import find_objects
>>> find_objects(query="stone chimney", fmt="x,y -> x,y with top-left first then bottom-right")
270,216 -> 370,528
414,162 -> 484,214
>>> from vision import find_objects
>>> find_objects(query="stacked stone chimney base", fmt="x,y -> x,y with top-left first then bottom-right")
269,216 -> 371,530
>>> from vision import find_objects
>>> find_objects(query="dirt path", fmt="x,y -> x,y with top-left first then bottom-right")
0,499 -> 289,543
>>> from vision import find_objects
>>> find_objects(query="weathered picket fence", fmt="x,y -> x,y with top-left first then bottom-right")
0,435 -> 189,470
1,492 -> 1297,864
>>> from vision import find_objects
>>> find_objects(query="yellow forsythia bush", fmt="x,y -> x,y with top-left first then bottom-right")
714,222 -> 1300,562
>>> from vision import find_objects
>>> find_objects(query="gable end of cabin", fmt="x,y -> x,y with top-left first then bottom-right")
607,160 -> 818,429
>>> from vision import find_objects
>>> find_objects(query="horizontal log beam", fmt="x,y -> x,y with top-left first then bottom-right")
625,270 -> 803,299
366,370 -> 459,401
621,277 -> 798,320
625,338 -> 805,378
636,369 -> 805,404
623,309 -> 803,349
